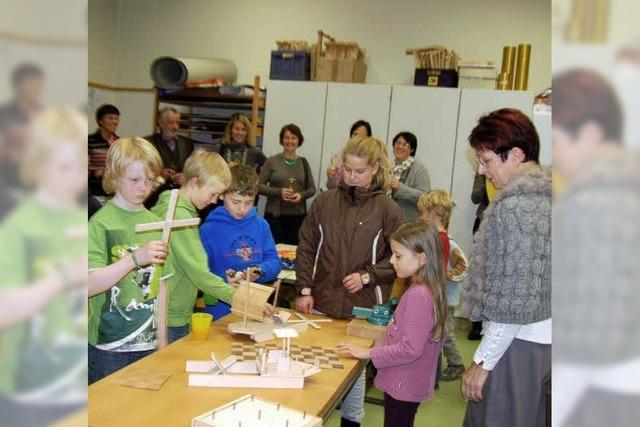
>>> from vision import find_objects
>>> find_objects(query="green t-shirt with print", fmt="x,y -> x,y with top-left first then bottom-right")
0,197 -> 86,400
88,201 -> 166,352
151,191 -> 235,327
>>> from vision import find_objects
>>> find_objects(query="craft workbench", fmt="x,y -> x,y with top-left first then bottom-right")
88,312 -> 371,426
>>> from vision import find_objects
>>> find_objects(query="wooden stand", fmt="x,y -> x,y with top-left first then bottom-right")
191,394 -> 322,427
347,318 -> 387,341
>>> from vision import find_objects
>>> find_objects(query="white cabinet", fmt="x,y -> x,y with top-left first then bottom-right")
386,85 -> 461,192
320,83 -> 392,189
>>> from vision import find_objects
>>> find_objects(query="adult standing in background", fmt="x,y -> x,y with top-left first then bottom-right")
88,104 -> 120,197
461,108 -> 551,427
387,131 -> 431,220
0,63 -> 44,122
326,119 -> 372,189
259,124 -> 316,245
219,113 -> 266,172
467,172 -> 489,340
144,107 -> 195,207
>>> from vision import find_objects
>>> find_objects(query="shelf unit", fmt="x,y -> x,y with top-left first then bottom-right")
154,75 -> 266,151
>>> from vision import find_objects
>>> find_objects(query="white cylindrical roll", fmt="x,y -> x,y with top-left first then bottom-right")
150,56 -> 237,88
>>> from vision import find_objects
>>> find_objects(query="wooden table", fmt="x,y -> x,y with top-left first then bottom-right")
88,312 -> 371,426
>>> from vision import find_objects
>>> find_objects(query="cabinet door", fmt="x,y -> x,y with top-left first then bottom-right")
449,89 -> 534,255
320,83 -> 392,189
262,81 -> 328,209
387,85 -> 461,192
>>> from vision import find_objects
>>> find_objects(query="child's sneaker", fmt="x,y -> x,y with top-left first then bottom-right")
441,365 -> 465,381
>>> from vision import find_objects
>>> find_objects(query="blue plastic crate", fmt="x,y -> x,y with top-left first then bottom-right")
270,51 -> 310,81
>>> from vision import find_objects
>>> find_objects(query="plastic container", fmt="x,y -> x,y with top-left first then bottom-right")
270,51 -> 311,81
191,313 -> 213,340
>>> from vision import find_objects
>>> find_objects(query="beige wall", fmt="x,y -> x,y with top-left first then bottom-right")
91,0 -> 551,93
88,0 -> 119,85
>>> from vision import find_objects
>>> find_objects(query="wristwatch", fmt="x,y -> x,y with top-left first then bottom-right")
300,287 -> 312,296
360,272 -> 370,286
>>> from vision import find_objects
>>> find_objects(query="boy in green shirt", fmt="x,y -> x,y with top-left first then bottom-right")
88,137 -> 170,383
151,151 -> 238,343
0,108 -> 87,425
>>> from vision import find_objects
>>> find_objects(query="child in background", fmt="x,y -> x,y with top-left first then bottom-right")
199,164 -> 281,319
418,190 -> 469,381
0,108 -> 87,425
151,151 -> 237,343
337,220 -> 447,427
88,137 -> 169,383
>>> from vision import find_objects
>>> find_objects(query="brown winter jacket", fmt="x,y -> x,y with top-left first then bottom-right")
295,182 -> 404,318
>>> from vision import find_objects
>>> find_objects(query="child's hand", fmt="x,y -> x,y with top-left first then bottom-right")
226,269 -> 243,285
263,303 -> 275,316
134,240 -> 168,266
336,343 -> 371,360
247,267 -> 262,282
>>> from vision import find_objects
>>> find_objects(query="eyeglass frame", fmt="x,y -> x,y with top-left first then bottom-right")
477,148 -> 511,167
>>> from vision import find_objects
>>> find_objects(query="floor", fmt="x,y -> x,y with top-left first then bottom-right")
324,326 -> 478,426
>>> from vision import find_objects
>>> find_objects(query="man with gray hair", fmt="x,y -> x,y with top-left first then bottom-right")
144,107 -> 195,206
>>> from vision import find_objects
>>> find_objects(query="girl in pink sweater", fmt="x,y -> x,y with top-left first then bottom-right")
337,220 -> 447,427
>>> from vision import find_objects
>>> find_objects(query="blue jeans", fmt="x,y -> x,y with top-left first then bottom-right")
168,325 -> 189,344
341,368 -> 367,423
88,345 -> 154,384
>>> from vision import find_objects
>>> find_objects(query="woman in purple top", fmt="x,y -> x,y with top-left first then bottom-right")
337,220 -> 447,427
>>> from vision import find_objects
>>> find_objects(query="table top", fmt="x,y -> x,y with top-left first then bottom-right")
88,311 -> 371,426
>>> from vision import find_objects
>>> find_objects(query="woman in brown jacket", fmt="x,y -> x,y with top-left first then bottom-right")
295,135 -> 403,427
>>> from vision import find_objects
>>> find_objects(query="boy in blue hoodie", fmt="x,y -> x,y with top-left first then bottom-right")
199,164 -> 281,319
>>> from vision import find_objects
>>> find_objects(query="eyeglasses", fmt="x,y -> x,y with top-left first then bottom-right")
477,149 -> 510,167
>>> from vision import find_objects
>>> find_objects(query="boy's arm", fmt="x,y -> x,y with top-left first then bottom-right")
255,222 -> 282,283
88,220 -> 136,297
448,245 -> 469,282
171,226 -> 235,304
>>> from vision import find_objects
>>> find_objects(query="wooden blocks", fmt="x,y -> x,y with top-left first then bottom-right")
347,318 -> 387,341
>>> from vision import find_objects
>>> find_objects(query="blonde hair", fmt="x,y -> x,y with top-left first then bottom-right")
181,151 -> 231,188
342,136 -> 391,190
221,114 -> 255,147
417,190 -> 454,230
391,220 -> 448,342
21,107 -> 87,186
102,137 -> 163,195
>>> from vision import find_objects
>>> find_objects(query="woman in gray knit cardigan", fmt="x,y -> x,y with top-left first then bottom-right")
460,108 -> 551,427
387,131 -> 431,220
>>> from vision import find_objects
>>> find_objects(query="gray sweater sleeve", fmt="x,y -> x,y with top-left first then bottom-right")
394,161 -> 431,202
258,157 -> 282,198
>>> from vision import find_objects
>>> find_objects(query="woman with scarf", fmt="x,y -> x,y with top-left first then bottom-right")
387,132 -> 431,220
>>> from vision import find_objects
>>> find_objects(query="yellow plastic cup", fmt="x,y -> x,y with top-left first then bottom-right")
191,313 -> 213,340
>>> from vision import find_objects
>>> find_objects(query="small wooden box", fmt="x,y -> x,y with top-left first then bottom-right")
347,318 -> 387,341
315,58 -> 367,83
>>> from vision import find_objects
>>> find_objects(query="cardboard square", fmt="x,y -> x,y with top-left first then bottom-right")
110,369 -> 171,391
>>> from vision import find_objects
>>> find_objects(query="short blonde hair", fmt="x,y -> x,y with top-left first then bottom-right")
221,114 -> 255,147
21,107 -> 87,186
417,189 -> 454,229
181,151 -> 231,188
342,135 -> 391,190
102,137 -> 163,195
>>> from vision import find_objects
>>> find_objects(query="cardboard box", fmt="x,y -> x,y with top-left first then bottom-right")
315,58 -> 367,83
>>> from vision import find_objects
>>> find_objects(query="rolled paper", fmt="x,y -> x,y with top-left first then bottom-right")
500,46 -> 517,89
514,44 -> 531,91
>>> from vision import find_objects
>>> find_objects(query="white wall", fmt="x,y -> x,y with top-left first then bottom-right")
88,0 -> 119,86
91,0 -> 551,93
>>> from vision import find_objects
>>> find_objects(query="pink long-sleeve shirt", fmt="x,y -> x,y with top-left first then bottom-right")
370,283 -> 445,402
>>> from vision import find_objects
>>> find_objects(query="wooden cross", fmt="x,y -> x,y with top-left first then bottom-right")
134,189 -> 200,243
